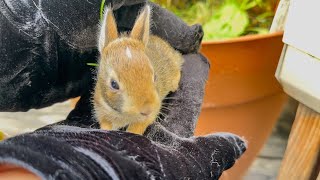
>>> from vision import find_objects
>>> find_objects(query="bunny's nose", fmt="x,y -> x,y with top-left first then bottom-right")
140,108 -> 152,117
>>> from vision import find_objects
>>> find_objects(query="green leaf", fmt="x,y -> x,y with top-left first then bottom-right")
203,3 -> 249,40
256,12 -> 274,21
87,63 -> 99,67
100,0 -> 106,20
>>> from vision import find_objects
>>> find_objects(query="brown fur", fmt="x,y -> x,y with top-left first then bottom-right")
94,6 -> 183,135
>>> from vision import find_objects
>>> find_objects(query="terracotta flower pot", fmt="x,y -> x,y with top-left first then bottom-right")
195,31 -> 288,179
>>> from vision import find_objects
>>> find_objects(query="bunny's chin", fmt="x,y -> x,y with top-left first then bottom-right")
95,97 -> 160,130
118,109 -> 160,123
105,112 -> 159,131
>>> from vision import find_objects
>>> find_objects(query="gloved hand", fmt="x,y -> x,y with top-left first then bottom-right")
0,126 -> 246,180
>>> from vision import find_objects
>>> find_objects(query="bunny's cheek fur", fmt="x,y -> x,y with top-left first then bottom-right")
104,89 -> 123,113
122,91 -> 160,117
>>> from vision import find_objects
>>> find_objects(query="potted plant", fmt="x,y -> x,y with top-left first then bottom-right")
153,0 -> 287,179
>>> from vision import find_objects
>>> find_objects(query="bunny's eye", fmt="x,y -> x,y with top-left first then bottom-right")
110,80 -> 119,90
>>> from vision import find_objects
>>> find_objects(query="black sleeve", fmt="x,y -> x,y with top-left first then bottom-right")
0,126 -> 246,180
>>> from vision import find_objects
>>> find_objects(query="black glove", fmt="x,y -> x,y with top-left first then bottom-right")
0,126 -> 246,180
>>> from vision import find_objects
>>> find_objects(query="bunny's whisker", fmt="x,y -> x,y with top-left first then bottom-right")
158,111 -> 167,118
161,103 -> 174,106
161,107 -> 172,111
163,97 -> 178,100
157,113 -> 167,122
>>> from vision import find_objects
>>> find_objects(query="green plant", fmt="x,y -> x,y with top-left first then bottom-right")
203,0 -> 250,40
152,0 -> 276,40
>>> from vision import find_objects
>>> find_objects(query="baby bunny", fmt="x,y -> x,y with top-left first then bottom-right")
94,5 -> 183,135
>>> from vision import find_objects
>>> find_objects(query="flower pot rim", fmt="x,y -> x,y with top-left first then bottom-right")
202,31 -> 284,45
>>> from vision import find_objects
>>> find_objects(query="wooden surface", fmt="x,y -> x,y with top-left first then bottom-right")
272,0 -> 320,179
278,103 -> 320,180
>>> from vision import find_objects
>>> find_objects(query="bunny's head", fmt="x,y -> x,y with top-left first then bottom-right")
95,6 -> 161,124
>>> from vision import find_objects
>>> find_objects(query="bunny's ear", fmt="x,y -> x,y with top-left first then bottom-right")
130,5 -> 151,45
98,7 -> 119,52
